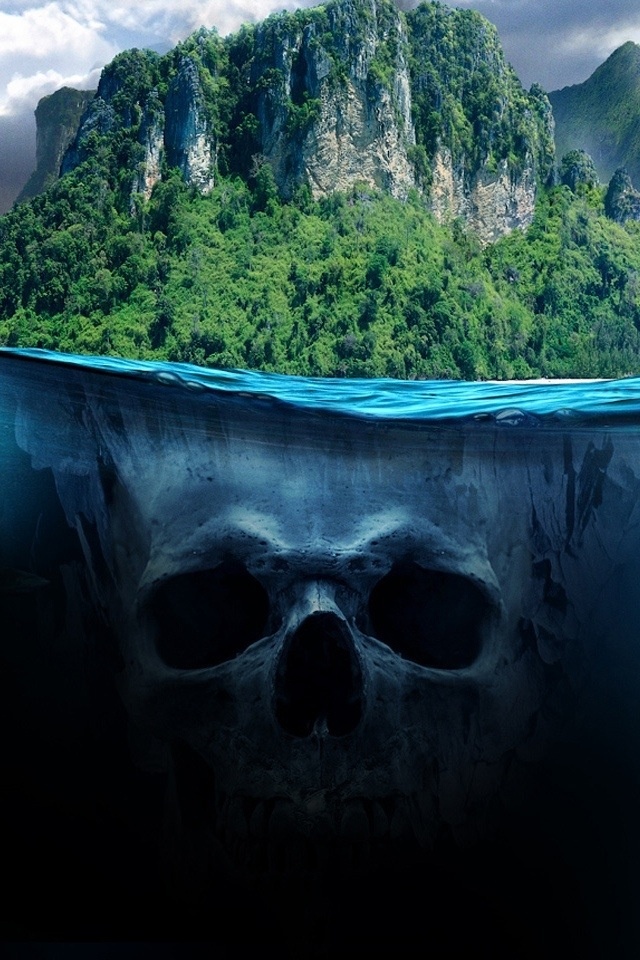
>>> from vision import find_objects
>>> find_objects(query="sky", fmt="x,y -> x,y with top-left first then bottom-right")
1,0 -> 640,212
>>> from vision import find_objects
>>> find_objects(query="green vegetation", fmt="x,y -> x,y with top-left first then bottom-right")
559,150 -> 600,193
2,157 -> 640,379
1,0 -> 640,380
549,41 -> 640,186
407,4 -> 554,185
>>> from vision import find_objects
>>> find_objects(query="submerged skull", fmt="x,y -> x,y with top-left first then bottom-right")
13,370 -> 612,907
133,514 -> 511,852
10,357 -> 640,953
81,390 -> 561,893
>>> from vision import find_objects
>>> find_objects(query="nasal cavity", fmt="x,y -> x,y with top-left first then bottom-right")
275,612 -> 363,738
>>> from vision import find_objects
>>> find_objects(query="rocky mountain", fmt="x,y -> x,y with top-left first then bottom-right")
16,87 -> 94,204
54,0 -> 554,243
549,41 -> 640,186
604,166 -> 640,222
10,0 -> 640,382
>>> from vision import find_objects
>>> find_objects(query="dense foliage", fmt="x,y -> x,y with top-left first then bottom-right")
2,157 -> 640,379
0,0 -> 638,380
407,4 -> 554,186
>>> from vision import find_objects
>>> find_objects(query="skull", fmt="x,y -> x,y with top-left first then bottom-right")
10,359 -> 638,952
63,388 -> 552,854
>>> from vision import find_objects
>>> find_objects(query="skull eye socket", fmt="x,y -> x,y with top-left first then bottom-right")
150,560 -> 270,669
366,561 -> 489,669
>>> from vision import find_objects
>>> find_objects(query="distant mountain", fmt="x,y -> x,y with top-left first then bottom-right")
549,41 -> 640,185
16,87 -> 94,204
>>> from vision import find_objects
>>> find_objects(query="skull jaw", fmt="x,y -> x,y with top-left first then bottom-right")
151,639 -> 550,907
119,593 -> 553,909
159,737 -> 561,958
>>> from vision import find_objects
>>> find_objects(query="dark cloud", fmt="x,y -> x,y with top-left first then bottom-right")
0,111 -> 35,214
447,0 -> 640,90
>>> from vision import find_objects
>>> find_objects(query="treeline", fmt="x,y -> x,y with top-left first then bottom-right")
1,158 -> 640,379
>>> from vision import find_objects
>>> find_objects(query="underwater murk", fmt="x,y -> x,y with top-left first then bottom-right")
1,348 -> 640,958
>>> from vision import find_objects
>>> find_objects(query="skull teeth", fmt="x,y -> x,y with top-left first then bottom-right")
339,800 -> 370,840
248,800 -> 268,838
371,800 -> 389,838
216,793 -> 418,848
227,798 -> 249,839
268,800 -> 296,840
228,834 -> 374,879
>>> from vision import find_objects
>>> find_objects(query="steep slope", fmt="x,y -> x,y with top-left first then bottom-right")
53,0 -> 553,242
16,87 -> 94,204
407,4 -> 554,240
549,41 -> 640,185
14,2 -> 640,381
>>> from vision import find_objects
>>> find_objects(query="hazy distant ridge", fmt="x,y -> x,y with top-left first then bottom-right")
549,41 -> 640,185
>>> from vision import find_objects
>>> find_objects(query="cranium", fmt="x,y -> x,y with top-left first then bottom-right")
7,354 -> 640,953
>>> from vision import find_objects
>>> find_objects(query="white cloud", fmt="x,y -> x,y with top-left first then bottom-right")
0,0 -> 318,117
189,1 -> 318,38
558,21 -> 640,61
0,3 -> 116,114
0,4 -> 107,57
85,0 -> 320,43
2,1 -> 640,123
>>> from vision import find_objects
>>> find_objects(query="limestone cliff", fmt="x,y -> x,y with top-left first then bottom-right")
54,0 -> 554,241
62,45 -> 217,200
163,56 -> 215,195
17,87 -> 94,204
429,148 -> 537,244
407,3 -> 555,241
245,0 -> 416,200
134,89 -> 164,200
225,0 -> 553,237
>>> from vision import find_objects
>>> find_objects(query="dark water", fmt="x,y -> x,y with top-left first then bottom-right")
1,349 -> 640,959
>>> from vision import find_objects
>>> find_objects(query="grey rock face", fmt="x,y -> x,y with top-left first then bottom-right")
164,56 -> 215,195
133,89 -> 165,200
429,146 -> 537,244
605,166 -> 640,223
251,0 -> 416,201
17,87 -> 94,203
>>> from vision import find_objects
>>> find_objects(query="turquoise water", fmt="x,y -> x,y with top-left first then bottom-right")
2,347 -> 639,422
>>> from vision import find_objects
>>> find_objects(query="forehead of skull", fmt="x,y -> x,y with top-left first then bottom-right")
108,421 -> 505,595
117,408 -> 488,506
